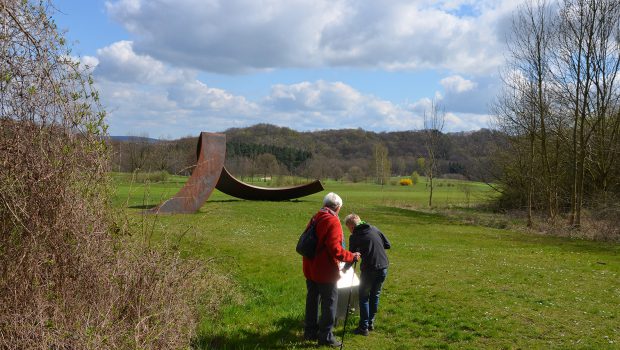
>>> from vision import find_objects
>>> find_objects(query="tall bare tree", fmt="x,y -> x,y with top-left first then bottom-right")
423,99 -> 445,207
554,0 -> 620,227
373,143 -> 391,186
587,0 -> 620,208
522,0 -> 558,219
499,0 -> 556,225
493,78 -> 538,226
256,152 -> 279,181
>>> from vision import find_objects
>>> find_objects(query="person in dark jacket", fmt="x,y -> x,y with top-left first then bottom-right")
303,192 -> 360,347
344,213 -> 391,336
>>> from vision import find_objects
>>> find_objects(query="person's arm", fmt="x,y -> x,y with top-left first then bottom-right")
349,235 -> 360,252
323,218 -> 356,263
342,234 -> 356,271
377,228 -> 391,249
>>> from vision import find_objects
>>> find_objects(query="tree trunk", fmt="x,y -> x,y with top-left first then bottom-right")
527,131 -> 535,228
537,73 -> 554,220
428,170 -> 434,207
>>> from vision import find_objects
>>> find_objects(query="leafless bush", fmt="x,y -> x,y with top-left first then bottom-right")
1,2 -> 234,348
133,170 -> 171,183
471,209 -> 620,242
575,204 -> 620,242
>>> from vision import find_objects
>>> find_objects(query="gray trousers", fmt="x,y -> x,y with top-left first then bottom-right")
304,279 -> 338,343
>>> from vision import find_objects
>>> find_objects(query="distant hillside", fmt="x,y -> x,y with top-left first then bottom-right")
224,124 -> 505,180
108,124 -> 506,182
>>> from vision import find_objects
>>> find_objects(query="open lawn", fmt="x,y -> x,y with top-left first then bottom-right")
112,174 -> 619,349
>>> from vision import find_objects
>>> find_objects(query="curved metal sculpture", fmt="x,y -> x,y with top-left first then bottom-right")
216,166 -> 323,201
148,132 -> 324,214
148,132 -> 226,214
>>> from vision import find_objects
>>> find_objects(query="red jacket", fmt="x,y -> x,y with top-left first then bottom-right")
303,208 -> 356,283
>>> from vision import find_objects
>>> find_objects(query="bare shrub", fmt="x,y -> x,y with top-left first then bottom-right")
442,173 -> 467,181
133,170 -> 171,183
346,166 -> 365,183
1,2 -> 234,348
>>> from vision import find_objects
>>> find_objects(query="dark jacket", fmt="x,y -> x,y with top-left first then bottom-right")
349,223 -> 390,272
303,207 -> 356,283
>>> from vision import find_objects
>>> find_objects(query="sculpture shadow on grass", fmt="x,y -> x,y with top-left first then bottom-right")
207,199 -> 310,204
205,199 -> 243,203
128,204 -> 157,210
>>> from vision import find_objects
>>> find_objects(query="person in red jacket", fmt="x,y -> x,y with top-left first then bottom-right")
303,192 -> 360,347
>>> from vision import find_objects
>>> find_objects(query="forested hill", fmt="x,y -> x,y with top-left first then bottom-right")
223,124 -> 505,180
109,123 -> 506,181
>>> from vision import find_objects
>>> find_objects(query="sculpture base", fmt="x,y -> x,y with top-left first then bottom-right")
336,263 -> 360,321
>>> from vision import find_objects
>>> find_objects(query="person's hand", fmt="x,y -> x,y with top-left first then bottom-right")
352,252 -> 361,262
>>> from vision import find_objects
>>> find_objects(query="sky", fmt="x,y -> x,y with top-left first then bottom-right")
52,0 -> 522,138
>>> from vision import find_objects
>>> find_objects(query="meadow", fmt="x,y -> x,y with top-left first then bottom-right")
112,174 -> 619,349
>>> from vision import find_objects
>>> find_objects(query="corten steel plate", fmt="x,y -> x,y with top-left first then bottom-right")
148,132 -> 324,214
215,166 -> 324,201
148,132 -> 226,214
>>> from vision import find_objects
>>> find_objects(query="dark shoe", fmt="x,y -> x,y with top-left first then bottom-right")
353,327 -> 369,336
368,323 -> 374,331
304,333 -> 317,341
318,339 -> 342,347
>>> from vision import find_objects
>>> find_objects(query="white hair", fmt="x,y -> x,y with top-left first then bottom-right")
323,192 -> 343,210
344,213 -> 361,226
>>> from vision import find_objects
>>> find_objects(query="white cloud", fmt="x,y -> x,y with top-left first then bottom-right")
440,75 -> 477,93
105,0 -> 522,75
264,80 -> 423,130
440,75 -> 499,114
91,40 -> 492,136
406,95 -> 492,132
106,0 -> 339,73
167,80 -> 258,114
91,41 -> 259,136
95,40 -> 192,84
80,55 -> 99,70
266,81 -> 362,112
99,77 -> 261,137
443,112 -> 492,131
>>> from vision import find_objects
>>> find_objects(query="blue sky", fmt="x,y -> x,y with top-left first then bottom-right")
52,0 -> 521,138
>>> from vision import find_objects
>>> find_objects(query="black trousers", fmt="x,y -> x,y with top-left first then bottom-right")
304,279 -> 338,343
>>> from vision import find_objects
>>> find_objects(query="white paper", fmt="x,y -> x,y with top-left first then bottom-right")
337,262 -> 360,288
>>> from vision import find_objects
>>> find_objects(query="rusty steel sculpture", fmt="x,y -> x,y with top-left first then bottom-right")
148,132 -> 324,214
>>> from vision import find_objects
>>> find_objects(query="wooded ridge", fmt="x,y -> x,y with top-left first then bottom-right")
109,123 -> 505,182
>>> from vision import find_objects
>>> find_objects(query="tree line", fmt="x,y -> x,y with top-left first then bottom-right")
108,124 -> 503,183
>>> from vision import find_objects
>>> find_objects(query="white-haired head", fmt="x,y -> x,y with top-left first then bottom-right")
323,192 -> 343,211
344,213 -> 361,227
344,213 -> 361,232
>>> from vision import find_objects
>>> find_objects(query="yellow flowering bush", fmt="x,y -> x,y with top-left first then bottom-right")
399,178 -> 413,186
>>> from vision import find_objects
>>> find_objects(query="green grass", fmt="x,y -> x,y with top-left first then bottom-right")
112,174 -> 619,349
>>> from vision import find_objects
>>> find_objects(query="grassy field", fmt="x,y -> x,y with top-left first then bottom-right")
112,174 -> 619,349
